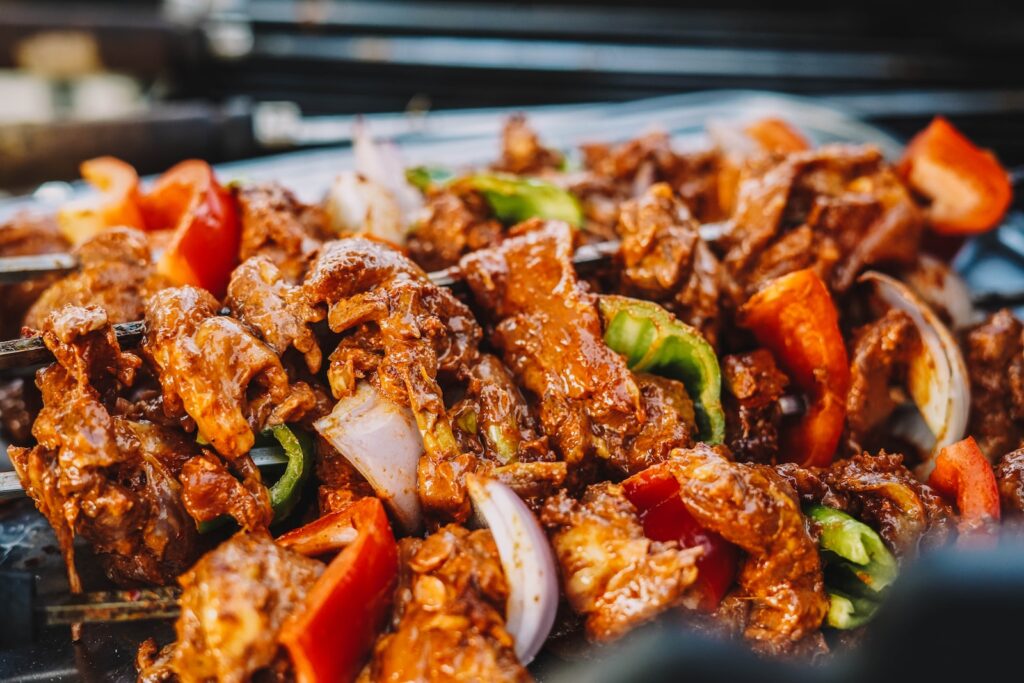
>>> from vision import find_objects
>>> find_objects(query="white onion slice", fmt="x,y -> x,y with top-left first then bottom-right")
466,475 -> 558,665
706,118 -> 759,159
353,120 -> 423,225
313,382 -> 424,533
324,171 -> 405,244
900,255 -> 978,331
861,272 -> 970,476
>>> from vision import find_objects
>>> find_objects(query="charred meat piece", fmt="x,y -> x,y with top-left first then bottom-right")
661,444 -> 828,655
722,145 -> 922,294
305,238 -> 481,521
995,447 -> 1024,518
407,190 -> 503,271
0,212 -> 68,337
722,350 -> 789,464
777,451 -> 954,556
141,532 -> 324,683
8,305 -> 198,587
226,255 -> 325,373
235,183 -> 328,282
461,220 -> 692,476
541,483 -> 700,642
844,309 -> 920,455
616,183 -> 724,347
366,525 -> 531,683
23,227 -> 170,330
143,286 -> 316,459
494,114 -> 564,175
965,309 -> 1024,460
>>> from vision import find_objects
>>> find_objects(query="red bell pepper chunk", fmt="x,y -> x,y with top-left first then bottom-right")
898,116 -> 1012,235
744,118 -> 810,153
623,465 -> 739,612
142,160 -> 241,297
927,436 -> 1000,539
278,498 -> 398,683
739,269 -> 851,468
58,156 -> 147,244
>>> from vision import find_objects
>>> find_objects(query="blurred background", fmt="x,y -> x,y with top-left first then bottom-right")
3,0 -> 1024,192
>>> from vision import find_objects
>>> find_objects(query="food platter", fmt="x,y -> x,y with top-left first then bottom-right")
2,89 -> 1023,682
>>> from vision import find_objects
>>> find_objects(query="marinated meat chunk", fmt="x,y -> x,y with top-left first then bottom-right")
616,183 -> 724,346
305,238 -> 481,520
367,525 -> 531,683
578,134 -> 726,223
160,533 -> 323,683
24,227 -> 170,329
8,305 -> 197,587
723,350 -> 789,464
407,190 -> 503,271
844,310 -> 920,454
777,451 -> 955,555
179,451 -> 273,531
143,286 -> 316,459
450,354 -> 554,467
541,483 -> 700,642
226,256 -> 324,373
660,444 -> 828,654
995,448 -> 1024,517
721,145 -> 922,294
461,221 -> 698,474
494,114 -> 563,175
316,435 -> 374,515
0,212 -> 68,337
581,132 -> 680,192
236,183 -> 328,281
965,309 -> 1024,460
629,373 -> 696,469
461,221 -> 691,476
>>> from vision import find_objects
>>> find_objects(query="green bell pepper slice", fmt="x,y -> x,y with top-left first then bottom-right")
198,424 -> 312,532
807,504 -> 898,593
267,424 -> 314,524
807,504 -> 899,629
598,295 -> 725,445
453,172 -> 584,227
406,167 -> 584,227
406,166 -> 455,193
826,590 -> 879,630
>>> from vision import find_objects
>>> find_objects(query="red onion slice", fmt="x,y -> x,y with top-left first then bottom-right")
466,475 -> 558,665
861,272 -> 970,475
313,382 -> 424,533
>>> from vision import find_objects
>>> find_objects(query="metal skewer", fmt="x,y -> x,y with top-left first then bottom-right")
0,241 -> 622,372
0,570 -> 180,647
0,253 -> 79,283
0,447 -> 291,501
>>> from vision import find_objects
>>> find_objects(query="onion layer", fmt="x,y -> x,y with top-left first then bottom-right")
324,171 -> 405,244
861,272 -> 970,475
353,121 -> 423,225
900,255 -> 977,331
466,475 -> 558,666
313,382 -> 424,533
